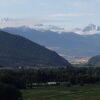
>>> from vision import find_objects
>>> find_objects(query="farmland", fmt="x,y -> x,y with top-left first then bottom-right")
23,84 -> 100,100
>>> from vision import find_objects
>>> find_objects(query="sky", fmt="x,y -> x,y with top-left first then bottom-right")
0,0 -> 100,29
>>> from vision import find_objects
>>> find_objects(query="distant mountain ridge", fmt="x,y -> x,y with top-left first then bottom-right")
1,19 -> 100,35
3,26 -> 100,58
0,30 -> 71,67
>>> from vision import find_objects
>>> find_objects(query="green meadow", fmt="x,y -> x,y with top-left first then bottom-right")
23,84 -> 100,100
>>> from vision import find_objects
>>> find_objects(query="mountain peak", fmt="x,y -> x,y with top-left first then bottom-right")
72,24 -> 100,35
83,24 -> 98,32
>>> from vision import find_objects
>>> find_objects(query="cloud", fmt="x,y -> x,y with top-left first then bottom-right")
0,0 -> 29,5
49,13 -> 91,17
96,0 -> 100,3
66,2 -> 82,7
0,0 -> 26,2
0,18 -> 39,28
0,0 -> 18,3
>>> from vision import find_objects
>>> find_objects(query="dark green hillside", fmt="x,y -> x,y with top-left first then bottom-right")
0,31 -> 71,67
88,55 -> 100,66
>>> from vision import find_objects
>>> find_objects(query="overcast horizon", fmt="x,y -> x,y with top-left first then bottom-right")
0,0 -> 100,29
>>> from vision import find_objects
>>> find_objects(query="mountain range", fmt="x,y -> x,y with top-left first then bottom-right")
0,30 -> 71,68
33,24 -> 100,35
3,25 -> 100,59
1,18 -> 100,35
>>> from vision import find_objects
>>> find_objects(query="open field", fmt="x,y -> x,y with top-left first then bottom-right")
23,84 -> 100,100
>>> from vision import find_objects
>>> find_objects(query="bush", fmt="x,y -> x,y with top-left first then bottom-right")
0,83 -> 22,100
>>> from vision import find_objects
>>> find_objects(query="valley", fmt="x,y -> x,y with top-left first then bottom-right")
1,0 -> 100,100
3,24 -> 100,60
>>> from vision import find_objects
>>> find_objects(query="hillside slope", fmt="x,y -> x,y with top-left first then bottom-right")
88,55 -> 100,66
0,31 -> 71,67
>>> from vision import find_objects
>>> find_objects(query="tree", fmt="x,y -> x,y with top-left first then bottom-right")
0,83 -> 22,100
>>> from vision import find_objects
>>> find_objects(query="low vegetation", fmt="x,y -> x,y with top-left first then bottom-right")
23,84 -> 100,100
0,66 -> 100,100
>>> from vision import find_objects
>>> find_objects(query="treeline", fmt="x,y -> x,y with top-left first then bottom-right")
0,69 -> 22,100
0,67 -> 100,89
1,66 -> 100,100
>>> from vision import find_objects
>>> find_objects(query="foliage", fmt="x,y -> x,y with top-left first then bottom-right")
0,83 -> 22,100
0,66 -> 100,89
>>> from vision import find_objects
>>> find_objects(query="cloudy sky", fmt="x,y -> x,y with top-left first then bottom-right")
0,0 -> 100,29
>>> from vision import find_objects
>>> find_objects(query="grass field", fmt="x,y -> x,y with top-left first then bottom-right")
23,84 -> 100,100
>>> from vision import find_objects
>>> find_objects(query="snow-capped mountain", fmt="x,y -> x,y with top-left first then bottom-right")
32,24 -> 65,33
29,24 -> 100,35
0,18 -> 66,32
83,24 -> 99,32
0,18 -> 100,35
73,24 -> 100,35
